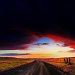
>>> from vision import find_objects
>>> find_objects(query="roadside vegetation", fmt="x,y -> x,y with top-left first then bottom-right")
42,57 -> 75,75
0,57 -> 75,75
0,57 -> 33,71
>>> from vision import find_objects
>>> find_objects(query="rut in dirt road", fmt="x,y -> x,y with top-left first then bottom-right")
0,60 -> 64,75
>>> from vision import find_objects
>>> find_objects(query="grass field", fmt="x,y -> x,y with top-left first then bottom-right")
40,57 -> 75,75
0,57 -> 75,75
0,57 -> 33,71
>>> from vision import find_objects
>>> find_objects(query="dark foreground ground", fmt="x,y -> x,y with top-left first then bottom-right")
0,60 -> 65,75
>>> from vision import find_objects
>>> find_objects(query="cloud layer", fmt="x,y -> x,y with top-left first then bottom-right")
0,30 -> 75,50
0,53 -> 30,56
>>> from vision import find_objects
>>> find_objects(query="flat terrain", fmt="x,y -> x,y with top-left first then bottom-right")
40,57 -> 75,75
0,60 -> 64,75
0,57 -> 33,71
0,57 -> 75,75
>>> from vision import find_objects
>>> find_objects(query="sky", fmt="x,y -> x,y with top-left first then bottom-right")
0,0 -> 75,58
0,36 -> 75,58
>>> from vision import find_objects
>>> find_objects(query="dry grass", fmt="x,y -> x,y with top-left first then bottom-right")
0,57 -> 75,75
0,57 -> 33,71
40,57 -> 75,75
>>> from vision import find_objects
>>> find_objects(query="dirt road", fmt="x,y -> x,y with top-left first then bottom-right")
0,60 -> 64,75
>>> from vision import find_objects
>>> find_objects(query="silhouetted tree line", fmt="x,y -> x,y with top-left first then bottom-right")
64,58 -> 72,65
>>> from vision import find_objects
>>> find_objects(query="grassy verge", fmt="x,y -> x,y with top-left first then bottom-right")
47,62 -> 75,75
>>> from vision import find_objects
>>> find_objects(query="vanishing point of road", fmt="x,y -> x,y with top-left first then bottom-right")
0,60 -> 64,75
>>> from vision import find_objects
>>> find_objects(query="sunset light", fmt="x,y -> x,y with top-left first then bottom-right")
0,37 -> 75,58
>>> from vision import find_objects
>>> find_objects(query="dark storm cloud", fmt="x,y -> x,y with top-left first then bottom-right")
0,0 -> 75,49
0,26 -> 40,50
0,31 -> 39,50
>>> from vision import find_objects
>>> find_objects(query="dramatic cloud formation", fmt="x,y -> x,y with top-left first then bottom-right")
0,30 -> 75,50
46,34 -> 75,48
0,31 -> 39,50
0,0 -> 75,52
